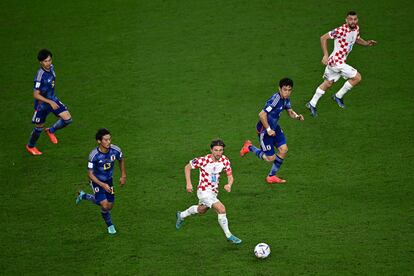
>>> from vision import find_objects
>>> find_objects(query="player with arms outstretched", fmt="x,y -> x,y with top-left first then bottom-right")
26,49 -> 73,155
76,128 -> 126,234
306,11 -> 377,117
176,139 -> 242,244
240,78 -> 304,183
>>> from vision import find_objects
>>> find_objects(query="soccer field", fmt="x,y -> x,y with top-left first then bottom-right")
1,0 -> 413,274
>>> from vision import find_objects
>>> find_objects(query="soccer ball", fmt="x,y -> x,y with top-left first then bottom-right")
254,243 -> 271,259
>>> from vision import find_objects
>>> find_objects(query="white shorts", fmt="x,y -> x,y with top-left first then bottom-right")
323,63 -> 358,82
197,190 -> 220,208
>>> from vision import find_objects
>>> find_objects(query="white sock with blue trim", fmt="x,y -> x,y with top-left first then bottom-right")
335,81 -> 353,99
310,87 -> 325,107
180,205 -> 198,219
218,214 -> 232,238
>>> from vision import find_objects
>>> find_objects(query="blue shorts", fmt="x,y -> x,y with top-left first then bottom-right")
90,179 -> 115,204
257,125 -> 286,156
31,99 -> 68,124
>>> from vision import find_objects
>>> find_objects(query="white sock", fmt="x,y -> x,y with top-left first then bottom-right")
180,205 -> 198,219
310,87 -> 326,107
335,81 -> 353,99
218,214 -> 232,238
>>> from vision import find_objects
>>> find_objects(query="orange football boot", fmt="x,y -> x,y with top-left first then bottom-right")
266,175 -> 286,184
26,145 -> 42,155
45,128 -> 58,144
240,140 -> 252,157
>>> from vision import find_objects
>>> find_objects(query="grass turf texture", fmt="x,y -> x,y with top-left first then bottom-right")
1,0 -> 413,274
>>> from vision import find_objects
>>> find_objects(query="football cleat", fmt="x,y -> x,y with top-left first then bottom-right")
240,140 -> 252,157
266,175 -> 286,184
176,212 -> 184,230
45,128 -> 58,144
227,235 -> 242,244
76,191 -> 85,205
332,95 -> 346,108
305,102 -> 318,117
26,145 -> 42,155
108,225 -> 117,234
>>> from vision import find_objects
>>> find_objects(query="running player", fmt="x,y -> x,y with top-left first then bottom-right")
306,11 -> 377,117
76,128 -> 126,234
175,139 -> 242,244
240,78 -> 304,183
26,49 -> 73,155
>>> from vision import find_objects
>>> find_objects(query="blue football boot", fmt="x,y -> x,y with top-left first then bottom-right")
305,102 -> 318,117
176,212 -> 184,230
76,191 -> 85,205
227,235 -> 242,244
108,225 -> 117,234
332,94 -> 345,108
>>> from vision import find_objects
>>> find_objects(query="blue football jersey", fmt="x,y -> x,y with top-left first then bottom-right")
33,65 -> 57,108
87,144 -> 123,183
256,92 -> 292,132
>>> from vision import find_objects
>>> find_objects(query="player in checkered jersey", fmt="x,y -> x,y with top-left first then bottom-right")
175,139 -> 242,244
306,11 -> 377,117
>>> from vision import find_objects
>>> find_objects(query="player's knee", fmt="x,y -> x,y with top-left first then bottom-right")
356,73 -> 362,82
197,205 -> 207,214
351,73 -> 361,83
35,124 -> 44,128
279,145 -> 288,155
266,155 -> 276,162
323,80 -> 333,89
217,206 -> 226,214
64,118 -> 73,125
101,202 -> 111,211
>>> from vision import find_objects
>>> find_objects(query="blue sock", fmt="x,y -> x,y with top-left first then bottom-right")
82,193 -> 99,205
269,155 -> 284,176
249,145 -> 264,159
101,210 -> 113,227
49,118 -> 72,133
28,127 -> 43,147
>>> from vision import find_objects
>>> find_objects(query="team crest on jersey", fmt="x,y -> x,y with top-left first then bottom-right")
111,155 -> 116,161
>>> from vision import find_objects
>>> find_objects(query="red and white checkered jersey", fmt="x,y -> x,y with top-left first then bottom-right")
328,24 -> 360,66
190,154 -> 232,194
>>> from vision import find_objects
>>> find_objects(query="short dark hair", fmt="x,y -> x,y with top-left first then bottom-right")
210,139 -> 225,149
37,49 -> 52,61
347,11 -> 357,16
96,128 -> 111,141
279,78 -> 293,88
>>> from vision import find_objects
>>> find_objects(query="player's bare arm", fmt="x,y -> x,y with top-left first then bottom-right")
224,174 -> 233,192
88,170 -> 112,193
259,110 -> 276,136
320,33 -> 331,65
356,37 -> 377,46
118,158 -> 126,186
33,90 -> 59,110
184,163 -> 193,193
287,109 -> 304,121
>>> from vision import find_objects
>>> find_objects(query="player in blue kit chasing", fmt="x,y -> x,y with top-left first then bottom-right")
240,78 -> 304,183
26,49 -> 73,155
76,128 -> 126,234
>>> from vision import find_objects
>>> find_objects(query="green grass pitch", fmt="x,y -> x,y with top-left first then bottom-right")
0,0 -> 413,274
